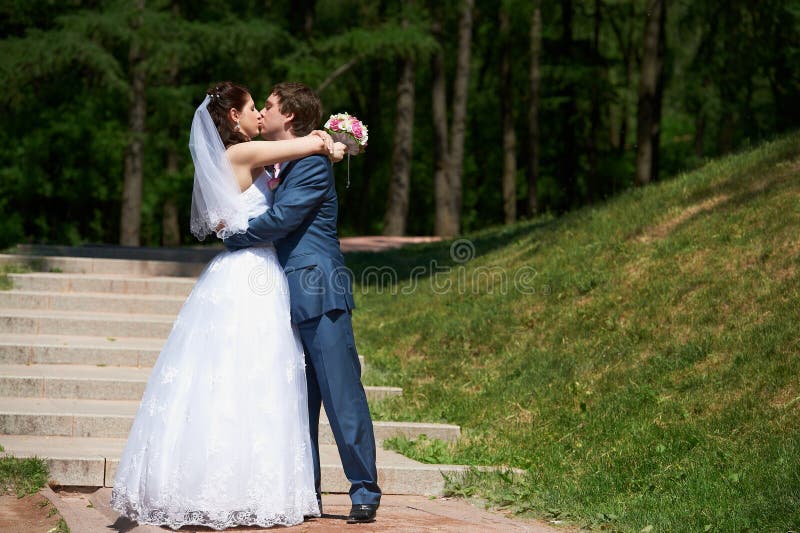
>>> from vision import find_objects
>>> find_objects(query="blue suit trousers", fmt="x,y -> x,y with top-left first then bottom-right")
297,309 -> 381,505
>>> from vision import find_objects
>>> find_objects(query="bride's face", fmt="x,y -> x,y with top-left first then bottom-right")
236,95 -> 262,139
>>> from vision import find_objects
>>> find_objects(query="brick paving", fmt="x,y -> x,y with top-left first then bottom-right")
42,488 -> 559,532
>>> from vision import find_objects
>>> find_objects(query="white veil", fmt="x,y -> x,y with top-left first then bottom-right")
189,95 -> 249,240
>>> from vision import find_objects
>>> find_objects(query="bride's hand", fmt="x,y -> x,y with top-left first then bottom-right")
330,142 -> 347,163
309,130 -> 334,154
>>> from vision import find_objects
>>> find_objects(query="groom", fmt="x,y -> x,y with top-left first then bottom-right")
224,82 -> 381,523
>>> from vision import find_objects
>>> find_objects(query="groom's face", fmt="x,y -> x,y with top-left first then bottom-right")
260,93 -> 294,140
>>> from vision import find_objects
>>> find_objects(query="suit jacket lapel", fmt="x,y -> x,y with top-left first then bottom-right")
277,159 -> 299,187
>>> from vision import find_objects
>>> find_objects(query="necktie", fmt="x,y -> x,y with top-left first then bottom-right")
267,162 -> 281,190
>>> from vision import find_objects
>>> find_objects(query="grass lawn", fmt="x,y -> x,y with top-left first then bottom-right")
0,449 -> 48,498
352,133 -> 800,531
0,449 -> 68,532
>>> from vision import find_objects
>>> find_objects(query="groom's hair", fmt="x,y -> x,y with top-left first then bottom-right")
270,82 -> 322,137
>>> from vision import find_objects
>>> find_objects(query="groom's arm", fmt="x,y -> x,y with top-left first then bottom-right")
224,155 -> 330,250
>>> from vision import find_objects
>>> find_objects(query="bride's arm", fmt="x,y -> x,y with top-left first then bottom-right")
226,135 -> 330,169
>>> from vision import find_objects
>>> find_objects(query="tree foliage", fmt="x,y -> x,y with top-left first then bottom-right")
0,0 -> 798,246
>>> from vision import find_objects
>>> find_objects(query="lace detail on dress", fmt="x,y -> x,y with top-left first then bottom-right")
110,487 -> 319,531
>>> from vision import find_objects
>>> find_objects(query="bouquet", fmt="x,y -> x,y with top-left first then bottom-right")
324,113 -> 368,156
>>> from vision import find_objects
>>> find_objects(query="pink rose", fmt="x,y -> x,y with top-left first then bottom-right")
352,123 -> 364,139
329,119 -> 341,130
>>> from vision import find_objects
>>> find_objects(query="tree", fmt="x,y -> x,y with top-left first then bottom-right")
120,0 -> 147,246
2,0 -> 798,246
448,0 -> 474,235
383,25 -> 417,235
431,19 -> 452,237
608,1 -> 637,156
500,3 -> 517,224
432,0 -> 474,237
634,0 -> 666,186
558,0 -> 578,209
527,0 -> 542,216
586,0 -> 602,203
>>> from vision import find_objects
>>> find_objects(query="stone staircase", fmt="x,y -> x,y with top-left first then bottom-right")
0,249 -> 466,496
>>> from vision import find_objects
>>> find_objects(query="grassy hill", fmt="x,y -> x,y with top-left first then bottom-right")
349,133 -> 800,531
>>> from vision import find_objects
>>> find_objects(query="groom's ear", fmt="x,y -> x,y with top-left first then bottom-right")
282,112 -> 295,129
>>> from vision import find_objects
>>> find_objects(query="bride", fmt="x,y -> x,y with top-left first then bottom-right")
111,82 -> 345,530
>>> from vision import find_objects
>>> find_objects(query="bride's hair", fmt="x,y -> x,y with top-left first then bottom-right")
205,82 -> 251,148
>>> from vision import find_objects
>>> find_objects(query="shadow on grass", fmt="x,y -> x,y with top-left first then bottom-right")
344,218 -> 557,283
685,134 -> 800,206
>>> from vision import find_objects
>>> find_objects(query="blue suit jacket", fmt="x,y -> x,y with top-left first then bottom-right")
224,155 -> 355,323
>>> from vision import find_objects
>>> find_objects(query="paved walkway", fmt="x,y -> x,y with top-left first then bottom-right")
7,236 -> 442,259
44,488 -> 559,532
340,236 -> 441,253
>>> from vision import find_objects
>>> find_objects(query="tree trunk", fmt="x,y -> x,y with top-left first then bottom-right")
162,149 -> 180,246
717,109 -> 735,154
619,2 -> 635,155
304,0 -> 315,35
528,0 -> 542,216
634,0 -> 666,186
445,0 -> 474,236
353,64 -> 381,233
768,45 -> 797,132
693,111 -> 705,158
559,0 -> 578,210
500,6 -> 516,224
431,22 -> 455,237
120,0 -> 146,246
383,55 -> 416,236
587,0 -> 602,204
608,3 -> 635,155
289,0 -> 316,36
161,3 -> 180,248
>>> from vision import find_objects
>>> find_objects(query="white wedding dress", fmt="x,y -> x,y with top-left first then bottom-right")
111,173 -> 319,530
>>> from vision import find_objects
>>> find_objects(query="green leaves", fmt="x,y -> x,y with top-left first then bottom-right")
278,19 -> 438,93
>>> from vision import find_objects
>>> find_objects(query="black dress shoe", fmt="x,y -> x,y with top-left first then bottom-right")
346,504 -> 378,523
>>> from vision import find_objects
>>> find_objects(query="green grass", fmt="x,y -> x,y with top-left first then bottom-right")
0,454 -> 49,498
0,263 -> 31,290
353,132 -> 800,531
384,435 -> 457,464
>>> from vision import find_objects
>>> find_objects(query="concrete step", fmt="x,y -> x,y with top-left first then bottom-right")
0,253 -> 209,277
0,397 -> 461,444
0,290 -> 186,315
0,364 -> 395,401
0,434 -> 466,494
6,273 -> 195,297
0,308 -> 175,338
0,334 -> 164,366
0,334 -> 366,375
6,244 -> 222,262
